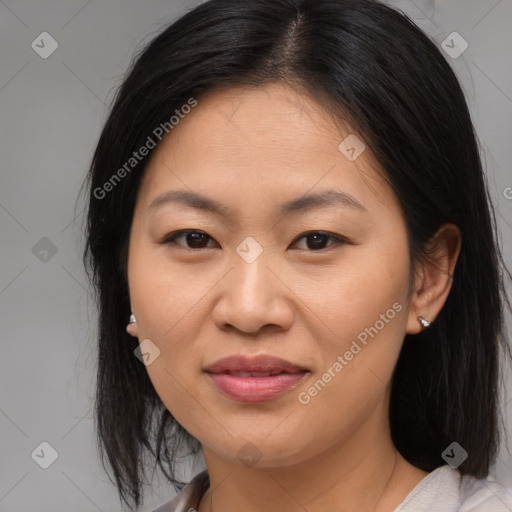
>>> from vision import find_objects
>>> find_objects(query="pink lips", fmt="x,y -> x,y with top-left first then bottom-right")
204,354 -> 309,403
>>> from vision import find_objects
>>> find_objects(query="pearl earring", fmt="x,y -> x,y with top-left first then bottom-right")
418,316 -> 430,328
126,313 -> 137,335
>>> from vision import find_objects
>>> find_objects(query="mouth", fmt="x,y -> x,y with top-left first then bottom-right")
204,354 -> 309,374
204,354 -> 309,403
217,370 -> 298,377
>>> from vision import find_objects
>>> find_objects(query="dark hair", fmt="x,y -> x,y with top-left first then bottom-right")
81,0 -> 512,509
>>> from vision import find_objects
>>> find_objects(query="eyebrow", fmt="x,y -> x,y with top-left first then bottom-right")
148,188 -> 367,216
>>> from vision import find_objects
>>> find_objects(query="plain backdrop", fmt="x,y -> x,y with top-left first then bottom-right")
1,0 -> 511,511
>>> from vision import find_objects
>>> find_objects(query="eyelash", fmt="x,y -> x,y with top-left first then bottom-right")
160,229 -> 349,252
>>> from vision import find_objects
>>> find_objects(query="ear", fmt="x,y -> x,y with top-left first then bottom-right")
406,223 -> 461,334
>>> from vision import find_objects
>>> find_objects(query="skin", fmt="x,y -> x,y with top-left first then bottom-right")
126,82 -> 461,512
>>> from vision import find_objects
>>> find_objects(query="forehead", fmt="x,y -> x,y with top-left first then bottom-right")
151,82 -> 352,161
137,82 -> 394,213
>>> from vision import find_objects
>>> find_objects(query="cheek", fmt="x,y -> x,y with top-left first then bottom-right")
310,240 -> 410,344
129,259 -> 210,373
302,236 -> 411,409
128,238 -> 213,339
127,243 -> 218,422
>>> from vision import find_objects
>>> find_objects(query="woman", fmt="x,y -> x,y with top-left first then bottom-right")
81,0 -> 512,510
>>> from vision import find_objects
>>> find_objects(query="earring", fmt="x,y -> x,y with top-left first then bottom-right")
418,316 -> 430,328
126,313 -> 137,335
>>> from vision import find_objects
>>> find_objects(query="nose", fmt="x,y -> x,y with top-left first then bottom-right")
210,248 -> 294,335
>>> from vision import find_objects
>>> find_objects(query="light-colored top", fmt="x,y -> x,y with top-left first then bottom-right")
151,464 -> 512,512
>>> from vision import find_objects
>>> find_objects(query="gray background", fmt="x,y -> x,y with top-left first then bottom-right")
1,0 -> 511,511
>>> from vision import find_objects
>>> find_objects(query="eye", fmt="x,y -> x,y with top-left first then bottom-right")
161,230 -> 218,249
161,229 -> 348,251
291,230 -> 348,251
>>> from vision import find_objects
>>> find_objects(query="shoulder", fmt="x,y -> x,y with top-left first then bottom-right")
395,465 -> 512,512
150,470 -> 210,512
458,471 -> 512,511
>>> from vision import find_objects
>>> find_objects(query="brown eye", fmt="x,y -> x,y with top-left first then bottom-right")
161,229 -> 348,251
162,230 -> 218,249
292,231 -> 347,251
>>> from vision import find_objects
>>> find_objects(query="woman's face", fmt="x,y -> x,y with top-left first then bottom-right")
127,82 -> 418,467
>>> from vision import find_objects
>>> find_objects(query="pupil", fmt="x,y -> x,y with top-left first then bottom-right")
187,232 -> 207,248
308,233 -> 328,250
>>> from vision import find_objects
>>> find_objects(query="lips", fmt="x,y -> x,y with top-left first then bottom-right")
203,354 -> 308,375
204,354 -> 309,403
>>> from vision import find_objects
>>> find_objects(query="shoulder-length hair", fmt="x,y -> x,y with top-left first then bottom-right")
81,0 -> 512,509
